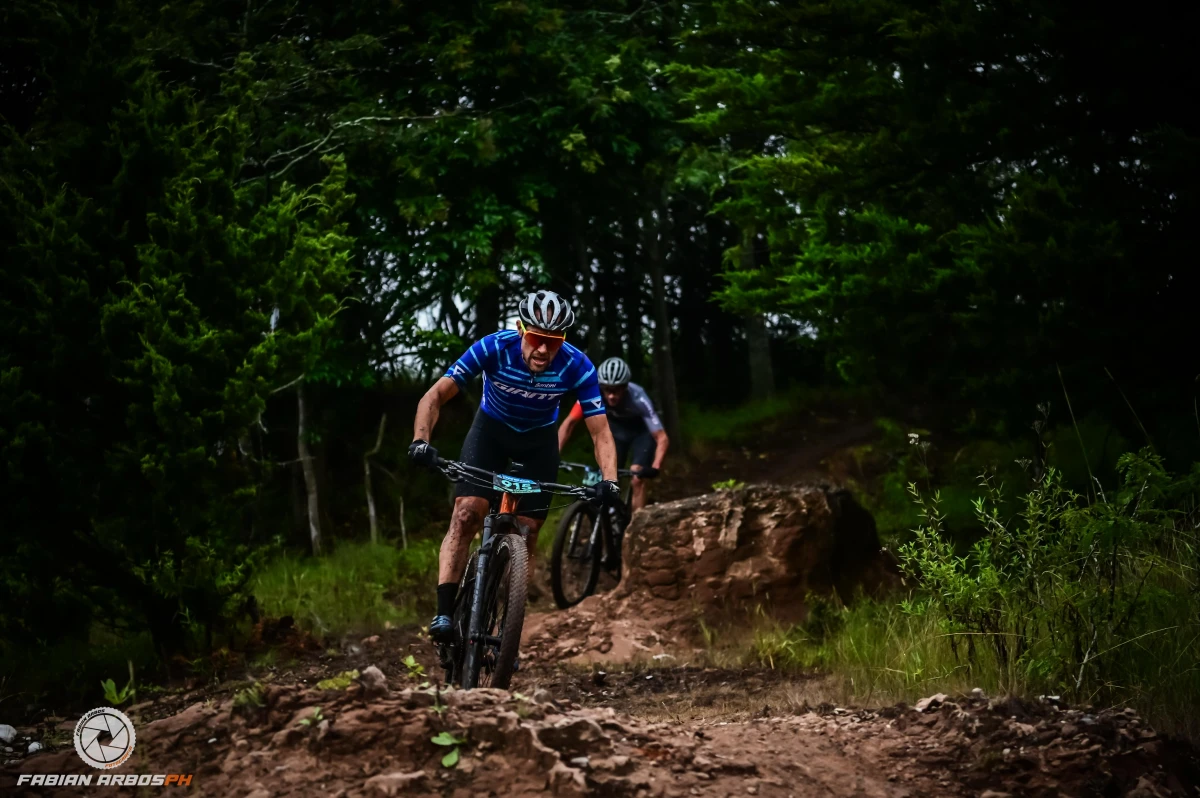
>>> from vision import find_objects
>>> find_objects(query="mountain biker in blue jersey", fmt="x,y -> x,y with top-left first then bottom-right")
409,290 -> 620,642
558,356 -> 669,512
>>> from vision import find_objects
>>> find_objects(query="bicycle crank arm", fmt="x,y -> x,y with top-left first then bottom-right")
470,634 -> 504,646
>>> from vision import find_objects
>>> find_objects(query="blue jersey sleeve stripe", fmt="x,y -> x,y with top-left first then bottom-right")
572,365 -> 596,389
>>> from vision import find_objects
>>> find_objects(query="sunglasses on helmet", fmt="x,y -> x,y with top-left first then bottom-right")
517,320 -> 566,349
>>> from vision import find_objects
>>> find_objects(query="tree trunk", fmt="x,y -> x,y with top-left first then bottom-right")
399,495 -> 408,550
442,281 -> 463,339
297,382 -> 322,556
647,209 -> 682,445
623,223 -> 644,372
742,226 -> 775,401
572,203 -> 602,357
364,414 -> 387,544
474,249 -> 502,337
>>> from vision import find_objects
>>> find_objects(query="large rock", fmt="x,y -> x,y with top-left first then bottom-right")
615,483 -> 900,615
523,483 -> 902,662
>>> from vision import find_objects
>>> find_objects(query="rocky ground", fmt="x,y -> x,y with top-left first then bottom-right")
6,637 -> 1198,797
5,444 -> 1200,796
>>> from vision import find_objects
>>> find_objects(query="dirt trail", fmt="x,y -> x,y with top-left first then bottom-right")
6,628 -> 1198,797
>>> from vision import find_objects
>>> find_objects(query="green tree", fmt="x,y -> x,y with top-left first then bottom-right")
673,0 -> 1199,451
0,4 -> 353,660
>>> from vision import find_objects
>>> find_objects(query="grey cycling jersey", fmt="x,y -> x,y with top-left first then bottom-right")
606,382 -> 663,433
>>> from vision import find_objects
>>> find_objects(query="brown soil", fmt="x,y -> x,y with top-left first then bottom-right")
8,639 -> 1198,798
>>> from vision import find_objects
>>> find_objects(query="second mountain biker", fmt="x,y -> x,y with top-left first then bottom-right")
558,356 -> 669,512
408,290 -> 621,643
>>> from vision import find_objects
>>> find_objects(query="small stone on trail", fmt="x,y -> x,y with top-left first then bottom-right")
0,725 -> 16,745
533,689 -> 556,706
28,741 -> 43,754
361,635 -> 381,647
914,693 -> 948,712
971,688 -> 985,698
364,770 -> 426,796
570,756 -> 590,769
359,665 -> 390,699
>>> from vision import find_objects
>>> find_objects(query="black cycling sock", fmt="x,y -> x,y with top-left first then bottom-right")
436,583 -> 458,618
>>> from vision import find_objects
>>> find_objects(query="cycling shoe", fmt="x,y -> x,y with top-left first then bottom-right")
428,614 -> 454,643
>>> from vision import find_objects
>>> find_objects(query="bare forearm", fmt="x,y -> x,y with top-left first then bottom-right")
413,396 -> 440,441
652,430 -> 670,469
557,417 -> 578,451
591,427 -> 618,481
413,377 -> 458,441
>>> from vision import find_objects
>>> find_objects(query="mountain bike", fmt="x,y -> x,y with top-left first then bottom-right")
429,455 -> 593,689
548,461 -> 642,609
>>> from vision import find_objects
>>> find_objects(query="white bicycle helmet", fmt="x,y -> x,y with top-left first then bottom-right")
517,290 -> 575,332
597,356 -> 631,386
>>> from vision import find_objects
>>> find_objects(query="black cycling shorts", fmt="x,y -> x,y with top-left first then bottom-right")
453,411 -> 558,520
610,417 -> 655,471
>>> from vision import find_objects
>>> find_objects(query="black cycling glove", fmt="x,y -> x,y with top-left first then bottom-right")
408,439 -> 439,467
635,466 -> 659,479
587,479 -> 621,506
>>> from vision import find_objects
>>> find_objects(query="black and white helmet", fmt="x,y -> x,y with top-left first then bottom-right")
517,290 -> 575,333
597,357 -> 631,386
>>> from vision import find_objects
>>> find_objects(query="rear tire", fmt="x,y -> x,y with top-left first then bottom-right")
463,533 -> 528,689
550,501 -> 602,609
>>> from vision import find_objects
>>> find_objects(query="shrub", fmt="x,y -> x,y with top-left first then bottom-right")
898,449 -> 1200,729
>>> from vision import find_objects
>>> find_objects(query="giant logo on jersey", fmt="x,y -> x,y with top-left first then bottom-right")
494,382 -> 560,401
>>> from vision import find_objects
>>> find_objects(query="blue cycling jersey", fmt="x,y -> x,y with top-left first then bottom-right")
444,330 -> 605,432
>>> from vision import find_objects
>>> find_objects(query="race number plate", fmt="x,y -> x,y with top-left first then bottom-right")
581,470 -> 602,487
494,474 -> 541,494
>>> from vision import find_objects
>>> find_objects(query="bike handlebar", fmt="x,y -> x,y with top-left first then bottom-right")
558,460 -> 636,478
432,456 -> 594,499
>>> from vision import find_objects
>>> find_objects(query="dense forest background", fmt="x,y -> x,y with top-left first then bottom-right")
2,0 -> 1198,712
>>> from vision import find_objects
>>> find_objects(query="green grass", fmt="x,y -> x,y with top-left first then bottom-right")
737,597 -> 1200,741
679,390 -> 804,446
253,539 -> 439,636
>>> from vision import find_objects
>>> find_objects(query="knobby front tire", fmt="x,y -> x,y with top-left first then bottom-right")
463,533 -> 528,690
550,500 -> 602,609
